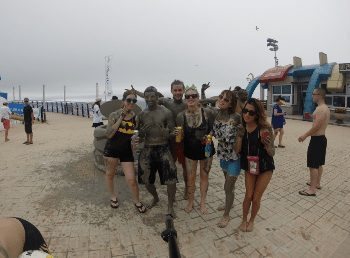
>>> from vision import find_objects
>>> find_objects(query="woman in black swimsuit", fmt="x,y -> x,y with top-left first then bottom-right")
0,217 -> 50,258
175,86 -> 216,214
237,98 -> 275,232
104,91 -> 146,213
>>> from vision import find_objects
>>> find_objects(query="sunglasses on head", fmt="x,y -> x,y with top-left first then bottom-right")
242,108 -> 256,116
219,94 -> 230,103
126,98 -> 137,104
185,94 -> 199,99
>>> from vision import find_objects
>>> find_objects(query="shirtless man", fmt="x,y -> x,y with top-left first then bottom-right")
131,80 -> 188,199
136,86 -> 178,216
0,217 -> 50,258
298,88 -> 330,196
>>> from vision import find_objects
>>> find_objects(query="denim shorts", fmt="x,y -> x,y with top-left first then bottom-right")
220,158 -> 241,176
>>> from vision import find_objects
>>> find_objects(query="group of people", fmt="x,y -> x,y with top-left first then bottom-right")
0,97 -> 35,144
101,80 -> 277,231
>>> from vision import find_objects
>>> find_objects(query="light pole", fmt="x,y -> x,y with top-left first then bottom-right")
267,38 -> 279,67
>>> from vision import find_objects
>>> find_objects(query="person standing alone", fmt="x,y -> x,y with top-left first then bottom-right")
92,98 -> 103,128
271,96 -> 286,148
0,102 -> 11,142
298,88 -> 330,196
23,98 -> 34,145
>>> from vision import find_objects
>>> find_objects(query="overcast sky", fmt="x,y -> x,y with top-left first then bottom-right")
0,0 -> 349,100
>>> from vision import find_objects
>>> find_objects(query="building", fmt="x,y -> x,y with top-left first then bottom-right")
246,52 -> 350,121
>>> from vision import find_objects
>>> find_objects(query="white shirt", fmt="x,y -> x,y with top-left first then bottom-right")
0,105 -> 11,120
92,104 -> 103,123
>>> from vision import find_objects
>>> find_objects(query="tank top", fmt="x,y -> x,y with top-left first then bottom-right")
183,108 -> 215,160
106,116 -> 136,150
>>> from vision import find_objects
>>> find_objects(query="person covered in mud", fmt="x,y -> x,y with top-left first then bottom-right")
211,89 -> 243,228
175,86 -> 216,214
135,86 -> 178,217
130,80 -> 189,199
104,90 -> 147,213
0,217 -> 51,258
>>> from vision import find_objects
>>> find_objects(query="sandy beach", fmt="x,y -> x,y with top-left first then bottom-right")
1,113 -> 350,258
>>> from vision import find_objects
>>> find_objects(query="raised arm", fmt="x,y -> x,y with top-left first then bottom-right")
105,110 -> 125,139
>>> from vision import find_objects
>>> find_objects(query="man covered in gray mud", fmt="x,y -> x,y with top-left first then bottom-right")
135,86 -> 178,217
131,80 -> 189,199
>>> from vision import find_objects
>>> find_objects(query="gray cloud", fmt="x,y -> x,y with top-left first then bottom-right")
1,0 -> 349,100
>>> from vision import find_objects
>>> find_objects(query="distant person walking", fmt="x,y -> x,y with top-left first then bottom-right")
271,96 -> 286,148
23,98 -> 34,145
298,88 -> 330,196
92,98 -> 103,128
0,102 -> 11,142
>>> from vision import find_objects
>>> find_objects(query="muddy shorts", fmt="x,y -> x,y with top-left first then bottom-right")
138,145 -> 178,185
307,135 -> 327,169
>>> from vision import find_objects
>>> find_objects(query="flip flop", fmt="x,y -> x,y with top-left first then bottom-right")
278,145 -> 285,148
110,198 -> 119,209
134,202 -> 147,213
299,190 -> 316,196
306,182 -> 321,189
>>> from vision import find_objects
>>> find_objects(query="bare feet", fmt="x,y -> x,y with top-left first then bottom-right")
217,204 -> 225,211
246,221 -> 254,232
239,221 -> 247,232
200,203 -> 208,214
183,189 -> 188,200
217,216 -> 230,228
147,196 -> 160,209
184,201 -> 194,213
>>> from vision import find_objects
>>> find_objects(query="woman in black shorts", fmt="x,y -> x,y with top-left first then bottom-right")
237,98 -> 275,232
104,91 -> 146,213
176,86 -> 216,214
0,217 -> 50,257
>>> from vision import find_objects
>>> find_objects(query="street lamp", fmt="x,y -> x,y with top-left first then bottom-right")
267,38 -> 279,67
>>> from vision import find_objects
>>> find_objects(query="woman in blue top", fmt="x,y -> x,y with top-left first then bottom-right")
271,95 -> 286,148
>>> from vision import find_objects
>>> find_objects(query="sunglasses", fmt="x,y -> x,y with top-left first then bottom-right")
126,98 -> 137,104
242,108 -> 256,116
185,94 -> 199,99
219,94 -> 230,103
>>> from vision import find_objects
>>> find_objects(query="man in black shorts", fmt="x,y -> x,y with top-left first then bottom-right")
136,86 -> 178,216
298,88 -> 330,196
23,98 -> 34,145
0,217 -> 50,258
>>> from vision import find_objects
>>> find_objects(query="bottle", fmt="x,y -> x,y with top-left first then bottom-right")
175,127 -> 183,143
204,135 -> 212,158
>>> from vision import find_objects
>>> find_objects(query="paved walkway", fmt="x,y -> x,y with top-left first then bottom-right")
1,113 -> 350,258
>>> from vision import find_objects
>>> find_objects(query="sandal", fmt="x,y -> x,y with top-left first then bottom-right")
110,198 -> 119,209
306,182 -> 321,189
278,145 -> 285,148
135,202 -> 147,213
299,190 -> 316,196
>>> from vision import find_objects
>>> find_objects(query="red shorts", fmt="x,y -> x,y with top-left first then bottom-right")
2,119 -> 10,130
169,140 -> 185,165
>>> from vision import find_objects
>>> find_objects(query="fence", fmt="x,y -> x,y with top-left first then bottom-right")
28,101 -> 92,120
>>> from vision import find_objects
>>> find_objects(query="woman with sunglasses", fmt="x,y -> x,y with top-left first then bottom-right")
212,90 -> 243,228
104,90 -> 147,213
175,86 -> 215,214
237,98 -> 275,232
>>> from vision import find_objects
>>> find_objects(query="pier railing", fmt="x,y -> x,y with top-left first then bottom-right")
29,101 -> 92,119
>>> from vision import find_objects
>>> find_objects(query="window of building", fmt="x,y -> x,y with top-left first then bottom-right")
333,96 -> 346,107
347,97 -> 350,108
272,85 -> 293,105
325,96 -> 333,106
